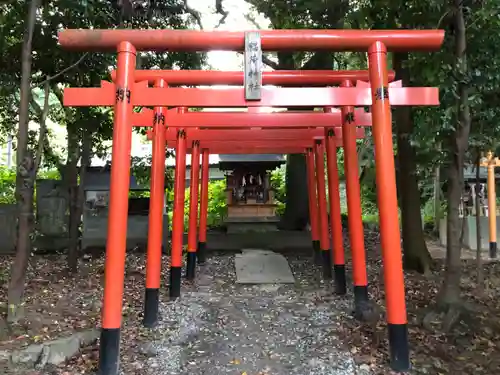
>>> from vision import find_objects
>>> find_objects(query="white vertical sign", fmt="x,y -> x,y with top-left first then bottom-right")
244,31 -> 263,101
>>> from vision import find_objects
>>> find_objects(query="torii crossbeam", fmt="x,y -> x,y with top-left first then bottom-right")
63,79 -> 438,107
133,107 -> 374,128
59,29 -> 444,51
145,126 -> 365,141
110,69 -> 396,86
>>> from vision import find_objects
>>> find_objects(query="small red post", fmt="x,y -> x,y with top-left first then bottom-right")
306,148 -> 321,264
186,141 -> 201,279
143,79 -> 167,327
99,41 -> 136,375
314,140 -> 332,279
198,149 -> 210,263
324,115 -> 346,295
341,80 -> 369,314
368,41 -> 409,371
170,111 -> 187,300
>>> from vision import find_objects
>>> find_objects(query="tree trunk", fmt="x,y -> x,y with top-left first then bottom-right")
0,315 -> 9,340
7,0 -> 41,323
279,52 -> 334,230
433,163 -> 442,233
8,156 -> 35,323
274,53 -> 309,230
475,150 -> 484,292
438,1 -> 471,308
393,52 -> 432,274
72,129 -> 91,270
67,126 -> 80,273
440,159 -> 464,306
281,154 -> 309,229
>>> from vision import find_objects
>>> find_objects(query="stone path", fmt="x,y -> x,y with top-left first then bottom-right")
235,249 -> 295,284
145,253 -> 371,375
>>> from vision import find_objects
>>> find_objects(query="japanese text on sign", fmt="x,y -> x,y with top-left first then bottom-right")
244,31 -> 263,101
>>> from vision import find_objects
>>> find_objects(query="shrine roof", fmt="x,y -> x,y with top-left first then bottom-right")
218,154 -> 286,163
218,154 -> 286,171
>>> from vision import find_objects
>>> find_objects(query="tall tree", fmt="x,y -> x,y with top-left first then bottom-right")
32,0 -> 204,273
1,0 -> 205,319
7,0 -> 41,323
438,0 -> 470,318
393,53 -> 432,274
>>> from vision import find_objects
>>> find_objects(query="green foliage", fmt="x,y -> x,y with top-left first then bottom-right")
2,0 -> 497,239
131,153 -> 175,190
0,0 -> 205,176
270,166 -> 286,216
206,180 -> 227,227
181,180 -> 227,229
0,167 -> 16,204
0,166 -> 60,204
349,0 -> 500,192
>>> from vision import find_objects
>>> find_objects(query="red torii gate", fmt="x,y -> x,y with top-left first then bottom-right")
142,119 -> 365,289
58,27 -> 444,374
155,135 -> 353,281
133,81 -> 370,333
156,133 -> 353,300
139,105 -> 370,303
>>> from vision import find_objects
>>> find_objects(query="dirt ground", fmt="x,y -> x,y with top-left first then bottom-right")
0,230 -> 499,374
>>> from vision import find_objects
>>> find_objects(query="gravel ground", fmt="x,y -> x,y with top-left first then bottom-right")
144,252 -> 372,375
4,230 -> 498,374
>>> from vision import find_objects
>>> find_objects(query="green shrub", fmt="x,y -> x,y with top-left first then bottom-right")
0,167 -> 60,204
0,167 -> 16,204
206,180 -> 227,227
270,166 -> 286,216
169,179 -> 228,230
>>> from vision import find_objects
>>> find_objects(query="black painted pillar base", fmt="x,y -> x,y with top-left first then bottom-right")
353,285 -> 369,320
99,328 -> 120,375
333,264 -> 347,295
388,323 -> 410,371
490,241 -> 497,258
312,240 -> 321,265
321,250 -> 332,279
186,252 -> 197,280
197,241 -> 207,264
143,288 -> 159,328
169,266 -> 182,300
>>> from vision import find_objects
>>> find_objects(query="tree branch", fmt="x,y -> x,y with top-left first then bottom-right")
183,0 -> 203,29
437,8 -> 453,29
300,52 -> 333,70
244,13 -> 261,29
31,53 -> 89,88
29,86 -> 65,170
34,81 -> 49,172
262,55 -> 280,70
215,0 -> 229,28
236,52 -> 279,70
51,83 -> 64,106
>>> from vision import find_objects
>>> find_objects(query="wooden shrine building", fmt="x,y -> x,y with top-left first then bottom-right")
220,154 -> 285,233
